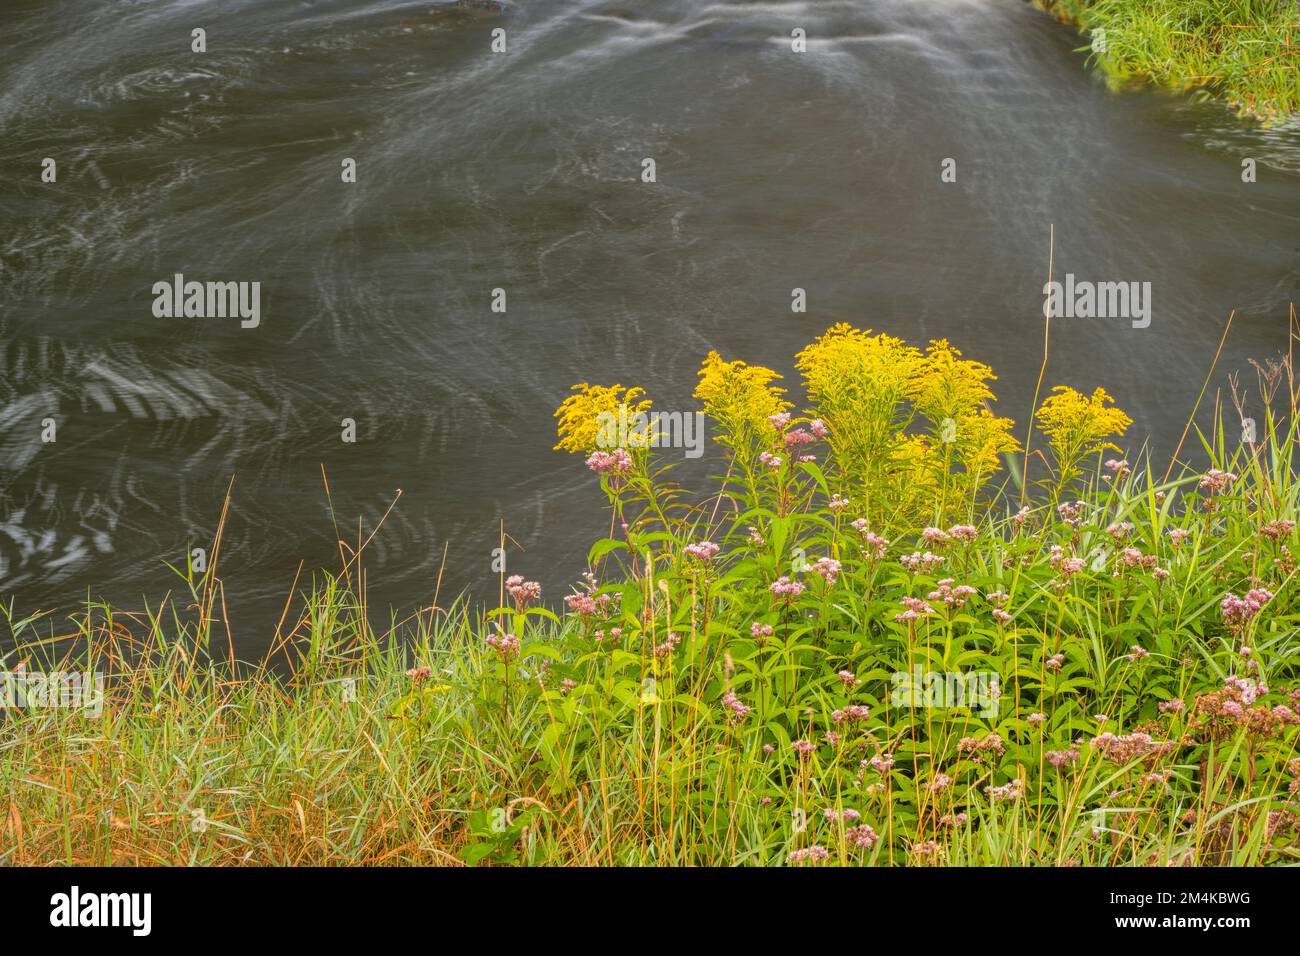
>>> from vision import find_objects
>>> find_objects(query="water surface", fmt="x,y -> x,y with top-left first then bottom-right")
1,0 -> 1298,653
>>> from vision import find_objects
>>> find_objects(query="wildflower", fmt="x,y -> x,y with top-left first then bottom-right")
846,824 -> 880,849
985,779 -> 1023,802
770,576 -> 806,598
791,739 -> 816,756
783,428 -> 816,450
787,845 -> 829,864
1127,645 -> 1150,662
824,808 -> 861,823
1090,731 -> 1170,764
1223,675 -> 1259,705
747,526 -> 765,546
585,448 -> 634,483
1158,698 -> 1184,714
871,752 -> 895,773
1034,386 -> 1132,483
922,527 -> 951,547
900,550 -> 945,572
912,840 -> 943,862
1221,588 -> 1273,627
1153,567 -> 1170,581
958,734 -> 1006,757
938,813 -> 968,828
948,524 -> 979,542
758,451 -> 783,469
485,630 -> 520,662
750,621 -> 774,639
1013,506 -> 1031,527
1261,520 -> 1295,540
1168,528 -> 1190,546
1045,653 -> 1065,672
694,353 -> 790,454
895,595 -> 935,623
653,633 -> 682,658
831,704 -> 871,724
857,530 -> 889,561
564,592 -> 598,616
721,689 -> 751,722
555,383 -> 651,454
925,774 -> 953,792
1198,469 -> 1237,495
762,744 -> 775,756
811,556 -> 842,585
1103,458 -> 1130,479
1106,521 -> 1133,541
927,578 -> 978,608
505,575 -> 541,611
684,540 -> 720,562
828,493 -> 850,512
810,418 -> 829,438
560,678 -> 577,694
406,666 -> 432,683
992,609 -> 1012,624
1026,712 -> 1046,726
837,669 -> 860,687
1046,749 -> 1080,769
768,412 -> 791,431
1057,500 -> 1086,528
823,731 -> 841,746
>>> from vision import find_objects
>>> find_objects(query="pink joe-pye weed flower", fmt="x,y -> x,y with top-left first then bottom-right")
1221,588 -> 1273,627
770,576 -> 806,598
684,540 -> 720,562
505,575 -> 541,610
485,629 -> 520,662
900,550 -> 945,572
787,845 -> 829,864
811,556 -> 842,585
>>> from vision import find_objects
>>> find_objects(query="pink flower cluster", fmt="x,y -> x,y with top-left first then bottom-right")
1198,468 -> 1237,495
984,779 -> 1023,802
928,578 -> 977,609
895,596 -> 935,623
721,689 -> 751,722
684,540 -> 720,561
1221,589 -> 1273,626
770,576 -> 806,598
811,556 -> 841,585
900,551 -> 945,572
485,630 -> 520,662
505,575 -> 541,611
585,448 -> 633,482
831,704 -> 870,724
787,845 -> 829,864
845,824 -> 879,849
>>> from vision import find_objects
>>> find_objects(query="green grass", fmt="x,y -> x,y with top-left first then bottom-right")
1035,0 -> 1300,121
3,321 -> 1299,866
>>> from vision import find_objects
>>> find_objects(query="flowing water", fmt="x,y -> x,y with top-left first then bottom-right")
1,0 -> 1298,654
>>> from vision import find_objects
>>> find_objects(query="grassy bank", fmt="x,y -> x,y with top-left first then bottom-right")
4,320 -> 1300,866
1036,0 -> 1300,121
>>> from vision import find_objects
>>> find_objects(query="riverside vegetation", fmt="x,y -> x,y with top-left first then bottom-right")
1036,0 -> 1300,122
2,321 -> 1299,866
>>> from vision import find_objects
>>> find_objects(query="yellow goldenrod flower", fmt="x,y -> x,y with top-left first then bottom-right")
694,351 -> 790,454
1034,385 -> 1132,486
554,383 -> 652,454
